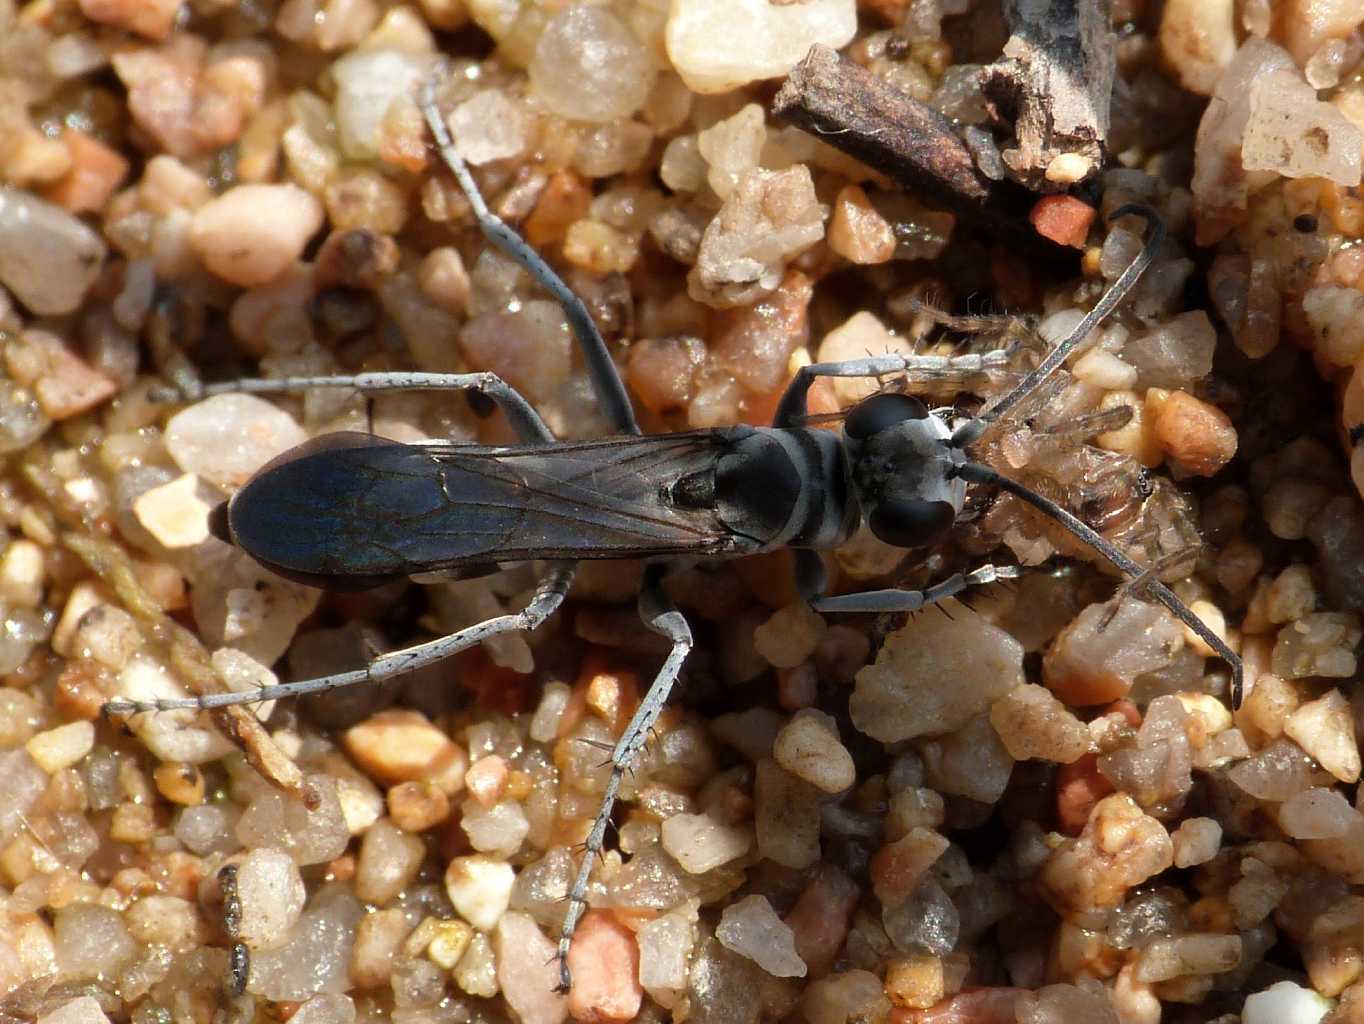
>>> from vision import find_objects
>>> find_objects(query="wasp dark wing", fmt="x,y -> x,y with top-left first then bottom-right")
223,431 -> 738,589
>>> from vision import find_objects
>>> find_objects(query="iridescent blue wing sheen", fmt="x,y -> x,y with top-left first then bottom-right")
223,431 -> 737,588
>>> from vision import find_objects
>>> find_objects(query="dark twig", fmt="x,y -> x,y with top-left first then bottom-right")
980,0 -> 1116,189
771,45 -> 1044,243
775,45 -> 993,212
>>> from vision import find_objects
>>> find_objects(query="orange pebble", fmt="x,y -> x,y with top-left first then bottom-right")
566,651 -> 639,736
43,130 -> 129,214
525,169 -> 592,248
627,335 -> 705,416
1044,666 -> 1132,709
1150,390 -> 1238,476
585,663 -> 640,736
1029,195 -> 1097,249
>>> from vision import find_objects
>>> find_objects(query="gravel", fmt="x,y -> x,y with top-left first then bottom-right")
660,811 -> 753,874
53,903 -> 138,982
637,910 -> 693,1009
235,773 -> 350,865
188,183 -> 325,287
1043,598 -> 1184,706
1284,689 -> 1362,783
1242,981 -> 1332,1024
564,910 -> 643,1024
0,191 -> 107,315
236,847 -> 307,950
2,2 -> 1364,1022
443,854 -> 515,932
1170,816 -> 1223,866
772,710 -> 855,793
529,5 -> 655,123
164,393 -> 308,489
850,602 -> 1023,742
665,0 -> 857,94
24,720 -> 94,774
1279,787 -> 1356,840
1241,68 -> 1362,184
354,817 -> 425,904
495,912 -> 566,1024
249,885 -> 363,1001
34,997 -> 112,1024
5,329 -> 116,421
753,757 -> 822,870
716,894 -> 806,978
331,49 -> 431,161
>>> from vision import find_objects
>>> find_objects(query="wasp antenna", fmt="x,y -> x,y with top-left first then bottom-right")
953,204 -> 1164,449
957,461 -> 1243,708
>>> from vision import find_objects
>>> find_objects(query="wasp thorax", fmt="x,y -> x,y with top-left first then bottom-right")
843,393 -> 966,549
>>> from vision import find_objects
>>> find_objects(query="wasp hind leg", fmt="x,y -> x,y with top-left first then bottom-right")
419,65 -> 639,438
154,369 -> 557,444
104,565 -> 577,715
555,564 -> 693,993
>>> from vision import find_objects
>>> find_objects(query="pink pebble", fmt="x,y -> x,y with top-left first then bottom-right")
783,865 -> 859,977
566,910 -> 642,1024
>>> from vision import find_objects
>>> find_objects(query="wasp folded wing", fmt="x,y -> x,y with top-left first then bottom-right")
222,430 -> 740,588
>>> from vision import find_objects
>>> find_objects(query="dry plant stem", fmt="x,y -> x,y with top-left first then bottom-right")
981,0 -> 1117,188
18,443 -> 307,800
68,531 -> 309,803
773,44 -> 1027,233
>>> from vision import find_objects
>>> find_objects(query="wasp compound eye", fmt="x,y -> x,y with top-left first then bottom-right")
868,495 -> 955,549
844,392 -> 928,440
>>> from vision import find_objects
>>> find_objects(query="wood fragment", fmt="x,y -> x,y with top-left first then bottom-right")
64,530 -> 308,803
771,45 -> 1041,242
980,0 -> 1116,190
775,46 -> 990,211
